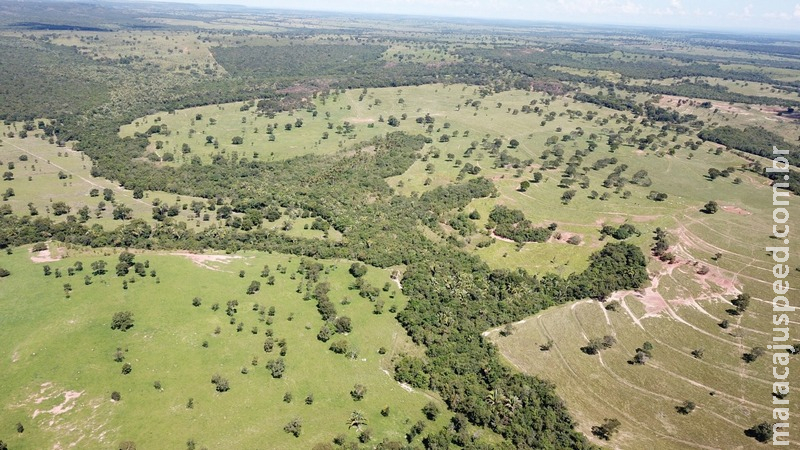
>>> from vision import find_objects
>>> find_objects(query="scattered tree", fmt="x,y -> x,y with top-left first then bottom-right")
591,418 -> 621,440
351,384 -> 367,401
111,311 -> 134,331
676,400 -> 696,415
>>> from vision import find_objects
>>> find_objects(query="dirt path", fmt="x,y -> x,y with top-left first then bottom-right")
534,311 -> 729,449
570,302 -> 773,433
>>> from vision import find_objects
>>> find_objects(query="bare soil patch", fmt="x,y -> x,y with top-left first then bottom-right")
30,246 -> 61,263
721,205 -> 751,215
346,117 -> 375,124
171,252 -> 243,271
550,231 -> 583,246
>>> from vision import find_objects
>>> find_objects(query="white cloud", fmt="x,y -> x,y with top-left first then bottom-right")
555,0 -> 642,15
669,0 -> 685,15
692,8 -> 713,17
795,4 -> 800,18
728,3 -> 752,18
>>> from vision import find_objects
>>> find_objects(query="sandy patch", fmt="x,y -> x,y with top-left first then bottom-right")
658,94 -> 751,116
721,205 -> 751,215
346,117 -> 375,124
489,231 -> 516,243
30,246 -> 61,263
171,252 -> 243,271
34,390 -> 83,421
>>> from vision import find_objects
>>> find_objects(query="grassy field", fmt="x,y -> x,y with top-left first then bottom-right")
0,245 -> 451,449
0,128 -> 220,230
487,160 -> 800,448
71,81 -> 800,448
119,83 -> 799,278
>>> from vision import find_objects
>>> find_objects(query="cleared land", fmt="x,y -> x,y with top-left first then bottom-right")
0,245 -> 451,449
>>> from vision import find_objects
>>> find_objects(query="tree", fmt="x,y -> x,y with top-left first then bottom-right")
743,346 -> 765,363
231,136 -> 243,145
422,402 -> 440,420
676,400 -> 696,415
702,200 -> 719,214
91,260 -> 107,275
591,418 -> 621,440
116,262 -> 130,277
581,335 -> 615,355
508,139 -> 519,148
518,180 -> 530,192
560,190 -> 576,204
348,411 -> 367,431
2,171 -> 12,181
52,201 -> 71,216
284,418 -> 302,437
350,384 -> 367,401
746,422 -> 773,443
246,280 -> 261,294
111,391 -> 122,401
111,311 -> 134,331
317,326 -> 332,342
112,204 -> 133,220
211,374 -> 230,392
266,358 -> 285,378
334,316 -> 352,333
731,293 -> 750,314
349,262 -> 367,278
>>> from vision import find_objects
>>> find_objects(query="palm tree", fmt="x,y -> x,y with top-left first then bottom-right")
348,411 -> 367,431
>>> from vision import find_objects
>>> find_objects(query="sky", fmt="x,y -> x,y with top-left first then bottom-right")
145,0 -> 800,34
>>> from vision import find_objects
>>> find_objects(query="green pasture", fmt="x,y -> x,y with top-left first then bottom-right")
0,246 -> 448,449
0,129 -> 218,230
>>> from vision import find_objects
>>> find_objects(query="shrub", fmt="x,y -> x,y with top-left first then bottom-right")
111,311 -> 134,331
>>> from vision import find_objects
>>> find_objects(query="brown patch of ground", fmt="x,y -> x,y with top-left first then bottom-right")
171,252 -> 242,271
721,205 -> 751,215
489,231 -> 515,243
346,117 -> 375,124
30,246 -> 61,263
550,231 -> 584,245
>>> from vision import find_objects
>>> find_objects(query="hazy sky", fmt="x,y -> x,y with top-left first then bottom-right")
147,0 -> 800,33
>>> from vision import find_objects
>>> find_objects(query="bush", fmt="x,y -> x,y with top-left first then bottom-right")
676,400 -> 695,415
283,418 -> 302,437
422,402 -> 440,420
111,311 -> 134,331
591,418 -> 621,440
746,422 -> 773,443
350,384 -> 367,401
329,339 -> 349,354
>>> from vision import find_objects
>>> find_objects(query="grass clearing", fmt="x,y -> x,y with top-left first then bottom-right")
0,246 -> 448,449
